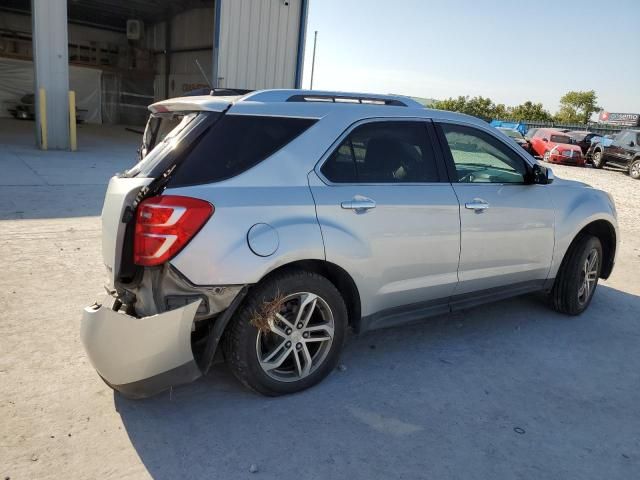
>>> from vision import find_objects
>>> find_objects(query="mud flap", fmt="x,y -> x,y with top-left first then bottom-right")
81,298 -> 202,398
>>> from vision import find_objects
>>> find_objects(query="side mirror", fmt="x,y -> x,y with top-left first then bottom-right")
629,141 -> 635,147
531,164 -> 553,184
542,138 -> 549,142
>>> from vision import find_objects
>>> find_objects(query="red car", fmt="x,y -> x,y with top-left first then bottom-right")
529,128 -> 585,166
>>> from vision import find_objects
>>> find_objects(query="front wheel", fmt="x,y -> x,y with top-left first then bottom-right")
550,235 -> 602,315
629,159 -> 640,179
223,270 -> 347,396
592,150 -> 605,169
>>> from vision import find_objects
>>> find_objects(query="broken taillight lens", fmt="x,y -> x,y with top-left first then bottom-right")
133,195 -> 213,266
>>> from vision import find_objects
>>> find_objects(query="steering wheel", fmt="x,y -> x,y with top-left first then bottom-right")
458,171 -> 476,183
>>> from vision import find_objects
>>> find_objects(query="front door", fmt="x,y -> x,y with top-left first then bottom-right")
435,121 -> 555,296
309,119 -> 461,325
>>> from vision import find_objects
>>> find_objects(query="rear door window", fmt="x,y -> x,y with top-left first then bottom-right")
321,121 -> 440,183
168,115 -> 316,186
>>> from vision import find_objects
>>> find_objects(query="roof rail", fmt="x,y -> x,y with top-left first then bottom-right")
287,93 -> 407,106
240,89 -> 423,108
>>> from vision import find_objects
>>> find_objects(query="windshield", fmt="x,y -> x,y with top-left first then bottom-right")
550,134 -> 571,144
498,128 -> 523,139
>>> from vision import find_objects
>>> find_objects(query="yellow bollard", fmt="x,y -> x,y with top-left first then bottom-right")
69,91 -> 77,151
38,87 -> 47,150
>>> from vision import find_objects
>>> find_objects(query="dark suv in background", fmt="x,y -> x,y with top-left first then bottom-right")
591,129 -> 640,179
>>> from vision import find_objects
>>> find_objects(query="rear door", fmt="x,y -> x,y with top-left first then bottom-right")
604,132 -> 628,162
309,119 -> 460,326
434,121 -> 555,297
619,131 -> 639,166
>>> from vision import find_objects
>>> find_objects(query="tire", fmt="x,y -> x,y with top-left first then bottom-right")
629,159 -> 640,179
223,269 -> 347,396
592,150 -> 605,169
543,151 -> 550,163
550,235 -> 602,315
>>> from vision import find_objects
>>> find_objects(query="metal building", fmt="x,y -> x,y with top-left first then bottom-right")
0,0 -> 309,149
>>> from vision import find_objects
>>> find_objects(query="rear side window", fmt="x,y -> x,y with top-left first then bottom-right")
321,121 -> 439,183
168,115 -> 316,186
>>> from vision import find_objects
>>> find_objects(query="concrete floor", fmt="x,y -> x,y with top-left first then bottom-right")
1,118 -> 639,479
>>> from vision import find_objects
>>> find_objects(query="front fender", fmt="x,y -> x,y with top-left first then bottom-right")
547,184 -> 618,279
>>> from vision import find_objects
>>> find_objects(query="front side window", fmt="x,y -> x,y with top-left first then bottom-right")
321,121 -> 439,183
550,134 -> 571,144
439,123 -> 528,184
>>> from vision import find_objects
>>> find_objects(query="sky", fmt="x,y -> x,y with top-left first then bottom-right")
300,0 -> 640,113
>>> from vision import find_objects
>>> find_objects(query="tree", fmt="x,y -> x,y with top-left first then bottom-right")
555,90 -> 599,124
507,101 -> 553,122
432,95 -> 503,121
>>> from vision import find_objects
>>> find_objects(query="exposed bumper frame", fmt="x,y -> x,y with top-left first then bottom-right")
81,285 -> 249,398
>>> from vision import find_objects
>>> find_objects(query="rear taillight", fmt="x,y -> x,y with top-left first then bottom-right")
133,195 -> 213,266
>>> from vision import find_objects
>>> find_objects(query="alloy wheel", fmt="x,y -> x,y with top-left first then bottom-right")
630,161 -> 640,179
577,248 -> 599,305
593,151 -> 602,167
256,292 -> 335,382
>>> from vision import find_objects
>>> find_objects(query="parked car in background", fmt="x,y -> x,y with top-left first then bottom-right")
566,131 -> 600,155
591,129 -> 640,179
7,94 -> 35,120
81,89 -> 617,398
7,93 -> 85,123
490,120 -> 527,136
529,128 -> 585,166
586,134 -> 614,162
497,127 -> 531,152
525,127 -> 539,142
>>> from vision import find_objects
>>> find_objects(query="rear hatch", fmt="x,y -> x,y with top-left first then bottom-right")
101,96 -> 234,287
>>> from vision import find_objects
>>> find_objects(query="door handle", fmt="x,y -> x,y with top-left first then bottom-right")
341,196 -> 376,211
465,199 -> 490,212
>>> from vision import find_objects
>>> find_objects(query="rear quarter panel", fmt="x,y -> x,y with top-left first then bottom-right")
165,183 -> 325,285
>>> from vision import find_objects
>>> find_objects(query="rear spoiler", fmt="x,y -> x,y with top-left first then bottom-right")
148,95 -> 239,114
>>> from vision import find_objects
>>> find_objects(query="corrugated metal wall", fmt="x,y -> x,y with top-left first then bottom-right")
147,8 -> 214,100
217,0 -> 302,90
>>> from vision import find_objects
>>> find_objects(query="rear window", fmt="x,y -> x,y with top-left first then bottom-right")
168,115 -> 316,186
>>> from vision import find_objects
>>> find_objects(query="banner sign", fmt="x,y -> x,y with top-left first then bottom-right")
599,111 -> 640,126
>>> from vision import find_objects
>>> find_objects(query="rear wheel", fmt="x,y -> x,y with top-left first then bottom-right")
223,270 -> 347,396
629,159 -> 640,179
592,150 -> 605,169
550,235 -> 602,315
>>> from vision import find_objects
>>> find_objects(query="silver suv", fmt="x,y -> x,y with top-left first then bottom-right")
81,90 -> 618,398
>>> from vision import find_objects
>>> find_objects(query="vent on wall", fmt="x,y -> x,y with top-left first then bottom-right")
126,20 -> 144,40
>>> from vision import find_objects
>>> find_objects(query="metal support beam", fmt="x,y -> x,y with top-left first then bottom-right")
164,16 -> 172,99
294,0 -> 309,89
31,0 -> 70,150
212,0 -> 222,88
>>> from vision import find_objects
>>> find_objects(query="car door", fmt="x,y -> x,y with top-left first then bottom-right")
530,130 -> 548,157
309,119 -> 461,328
434,121 -> 555,297
605,132 -> 628,163
620,131 -> 639,166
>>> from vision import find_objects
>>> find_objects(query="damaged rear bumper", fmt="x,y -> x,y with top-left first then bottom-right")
80,297 -> 202,398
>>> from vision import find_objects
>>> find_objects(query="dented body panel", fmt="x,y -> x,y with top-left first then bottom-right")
81,298 -> 202,397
